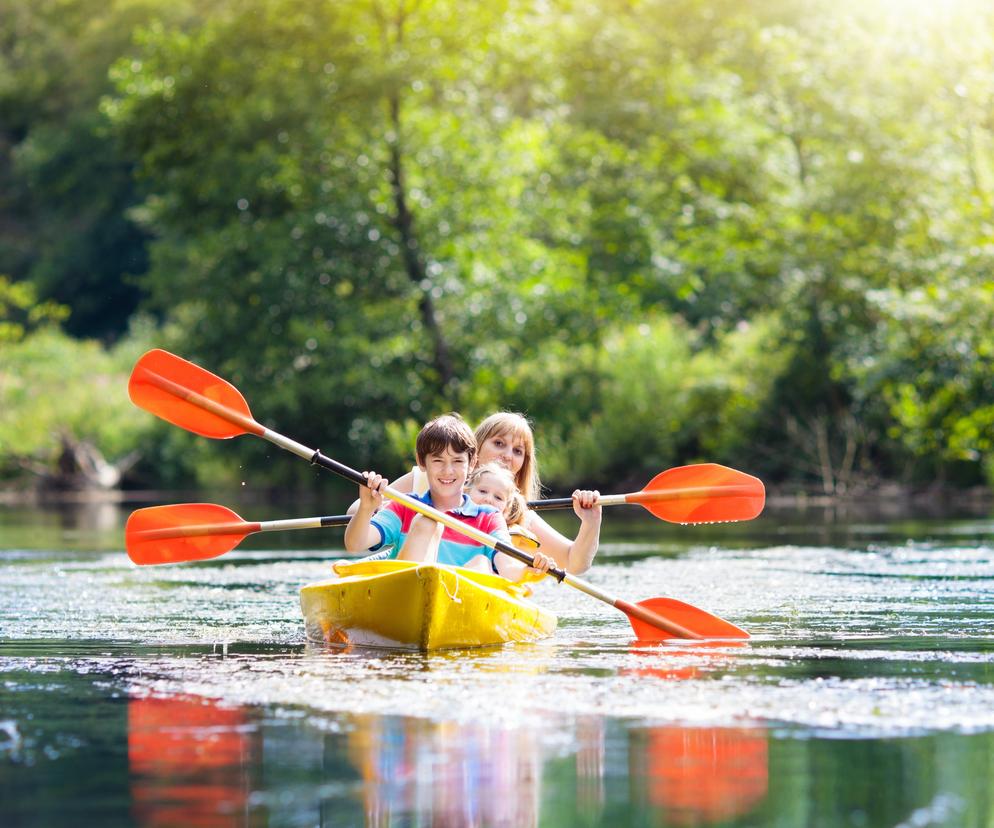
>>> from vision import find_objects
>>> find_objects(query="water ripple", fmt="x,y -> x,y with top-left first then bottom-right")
3,540 -> 994,737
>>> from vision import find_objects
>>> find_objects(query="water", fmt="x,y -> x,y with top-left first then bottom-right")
3,499 -> 994,826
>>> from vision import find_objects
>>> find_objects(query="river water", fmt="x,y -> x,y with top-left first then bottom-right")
2,497 -> 994,826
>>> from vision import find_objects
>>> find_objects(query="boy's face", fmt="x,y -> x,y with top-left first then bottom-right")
420,447 -> 471,504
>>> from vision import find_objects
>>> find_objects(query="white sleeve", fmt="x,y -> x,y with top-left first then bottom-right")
411,464 -> 429,495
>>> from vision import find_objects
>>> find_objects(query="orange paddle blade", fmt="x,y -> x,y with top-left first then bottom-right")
627,597 -> 750,641
629,464 -> 765,524
129,349 -> 262,439
126,503 -> 260,565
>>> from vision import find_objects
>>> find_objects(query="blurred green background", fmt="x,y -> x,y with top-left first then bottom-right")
2,0 -> 992,497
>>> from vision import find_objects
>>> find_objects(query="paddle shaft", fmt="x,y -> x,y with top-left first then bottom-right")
132,515 -> 334,542
139,362 -> 703,640
532,486 -> 761,510
245,495 -> 635,530
140,490 -> 762,535
136,482 -> 758,535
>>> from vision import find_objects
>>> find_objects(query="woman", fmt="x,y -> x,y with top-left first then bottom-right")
473,412 -> 601,574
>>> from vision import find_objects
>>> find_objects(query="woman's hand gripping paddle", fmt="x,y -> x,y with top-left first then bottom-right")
128,349 -> 750,641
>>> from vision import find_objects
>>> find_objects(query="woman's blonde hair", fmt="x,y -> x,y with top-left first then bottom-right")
465,462 -> 526,527
473,412 -> 541,502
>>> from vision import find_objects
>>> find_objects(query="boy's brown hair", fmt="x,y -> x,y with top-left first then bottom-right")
416,413 -> 477,465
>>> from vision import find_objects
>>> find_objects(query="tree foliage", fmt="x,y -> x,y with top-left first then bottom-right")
0,323 -> 152,482
2,0 -> 994,492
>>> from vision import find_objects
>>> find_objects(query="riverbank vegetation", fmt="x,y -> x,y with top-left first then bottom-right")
2,0 -> 993,496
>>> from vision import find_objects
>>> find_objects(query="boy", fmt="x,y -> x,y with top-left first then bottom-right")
343,413 -> 549,580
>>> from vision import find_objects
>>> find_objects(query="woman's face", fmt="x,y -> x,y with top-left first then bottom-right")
478,432 -> 527,476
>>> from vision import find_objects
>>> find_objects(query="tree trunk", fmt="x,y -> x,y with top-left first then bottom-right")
386,92 -> 456,390
24,431 -> 141,491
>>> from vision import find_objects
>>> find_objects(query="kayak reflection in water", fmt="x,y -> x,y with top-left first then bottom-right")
346,715 -> 543,828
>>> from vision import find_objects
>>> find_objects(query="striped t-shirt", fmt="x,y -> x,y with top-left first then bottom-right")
369,492 -> 511,568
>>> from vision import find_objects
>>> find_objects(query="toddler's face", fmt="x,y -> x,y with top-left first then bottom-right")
467,473 -> 512,514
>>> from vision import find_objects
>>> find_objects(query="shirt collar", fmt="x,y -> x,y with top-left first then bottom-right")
417,490 -> 481,516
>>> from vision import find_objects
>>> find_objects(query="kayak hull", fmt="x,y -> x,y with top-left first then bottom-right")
300,560 -> 557,651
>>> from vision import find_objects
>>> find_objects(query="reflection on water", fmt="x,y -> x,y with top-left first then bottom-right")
625,639 -> 750,682
5,501 -> 994,825
7,651 -> 994,826
0,500 -> 126,551
344,714 -> 544,826
121,691 -> 768,828
622,643 -> 770,826
128,695 -> 257,827
631,727 -> 768,826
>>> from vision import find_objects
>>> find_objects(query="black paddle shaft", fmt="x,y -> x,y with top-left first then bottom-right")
528,497 -> 573,510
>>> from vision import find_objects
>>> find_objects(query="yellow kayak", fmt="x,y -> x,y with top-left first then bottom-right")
299,559 -> 557,651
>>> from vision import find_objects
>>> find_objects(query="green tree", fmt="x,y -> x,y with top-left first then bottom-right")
0,0 -> 188,340
106,0 -> 605,481
0,282 -> 152,487
95,0 -> 994,492
0,275 -> 68,343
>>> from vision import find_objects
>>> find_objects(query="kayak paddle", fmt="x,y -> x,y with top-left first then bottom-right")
531,464 -> 764,524
127,460 -> 764,548
125,502 -> 340,565
127,348 -> 750,641
127,461 -> 765,566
